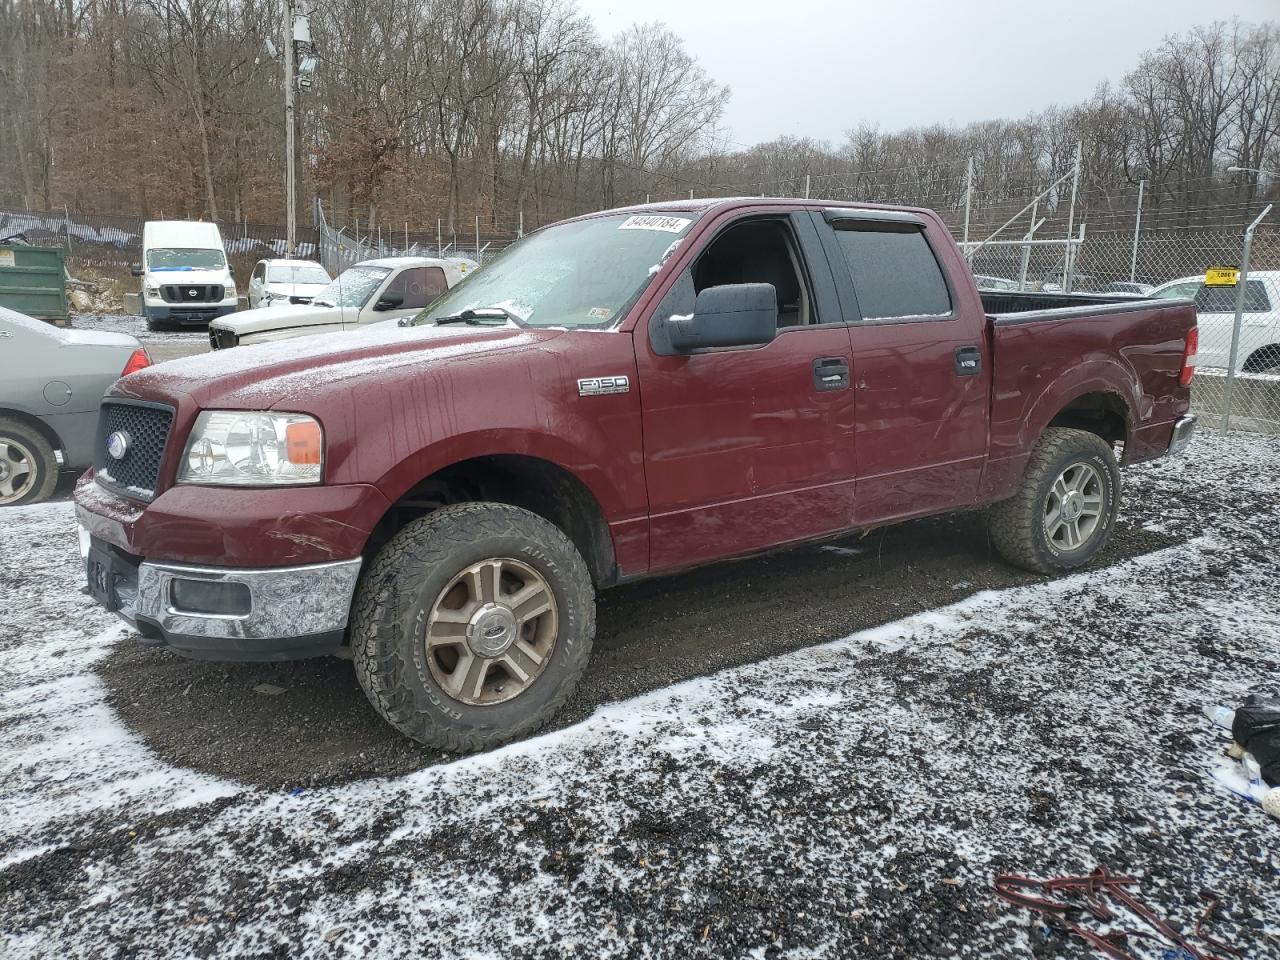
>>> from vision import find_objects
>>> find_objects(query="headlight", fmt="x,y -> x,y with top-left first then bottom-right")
145,286 -> 160,297
225,286 -> 237,299
178,411 -> 323,486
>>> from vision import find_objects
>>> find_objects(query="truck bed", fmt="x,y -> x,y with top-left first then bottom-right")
979,293 -> 1197,501
979,290 -> 1148,316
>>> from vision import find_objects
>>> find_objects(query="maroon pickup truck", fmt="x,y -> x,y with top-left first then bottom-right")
75,199 -> 1198,751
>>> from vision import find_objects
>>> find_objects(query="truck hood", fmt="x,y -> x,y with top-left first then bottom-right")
115,321 -> 557,410
265,281 -> 329,299
211,303 -> 340,335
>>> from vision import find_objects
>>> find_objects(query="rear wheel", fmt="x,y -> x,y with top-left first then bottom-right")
0,418 -> 58,506
350,502 -> 595,751
989,427 -> 1120,574
1243,345 -> 1280,375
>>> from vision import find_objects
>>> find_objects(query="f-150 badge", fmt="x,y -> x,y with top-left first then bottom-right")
577,376 -> 630,397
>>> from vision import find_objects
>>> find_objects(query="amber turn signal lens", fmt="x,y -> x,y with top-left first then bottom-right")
285,420 -> 322,465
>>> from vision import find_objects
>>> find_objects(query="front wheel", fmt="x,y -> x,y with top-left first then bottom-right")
350,502 -> 595,752
989,427 -> 1120,574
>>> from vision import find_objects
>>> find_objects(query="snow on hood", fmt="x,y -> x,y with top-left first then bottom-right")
145,267 -> 229,285
125,320 -> 549,409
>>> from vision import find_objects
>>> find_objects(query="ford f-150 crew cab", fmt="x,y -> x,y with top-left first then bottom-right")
75,198 -> 1199,752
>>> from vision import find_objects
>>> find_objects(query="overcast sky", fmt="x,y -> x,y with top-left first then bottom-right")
576,0 -> 1276,148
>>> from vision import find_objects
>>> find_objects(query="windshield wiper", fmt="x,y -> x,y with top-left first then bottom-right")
433,306 -> 521,326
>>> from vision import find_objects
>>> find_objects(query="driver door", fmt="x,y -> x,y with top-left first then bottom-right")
635,211 -> 857,572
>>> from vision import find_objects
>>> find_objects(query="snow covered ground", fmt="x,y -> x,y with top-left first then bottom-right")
1,435 -> 1278,958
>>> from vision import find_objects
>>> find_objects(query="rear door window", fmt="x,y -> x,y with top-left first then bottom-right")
832,227 -> 952,320
1194,281 -> 1271,313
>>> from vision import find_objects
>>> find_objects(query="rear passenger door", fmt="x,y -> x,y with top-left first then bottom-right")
813,209 -> 990,525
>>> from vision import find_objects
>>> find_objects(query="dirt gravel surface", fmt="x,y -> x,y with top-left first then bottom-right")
3,434 -> 1278,958
69,312 -> 209,362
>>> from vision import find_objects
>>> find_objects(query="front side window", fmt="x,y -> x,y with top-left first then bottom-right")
413,212 -> 698,329
384,266 -> 448,309
146,247 -> 226,271
833,227 -> 952,320
312,265 -> 392,308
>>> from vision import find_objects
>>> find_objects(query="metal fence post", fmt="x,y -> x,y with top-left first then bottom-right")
1129,179 -> 1144,283
962,156 -> 973,251
1221,203 -> 1272,434
1063,141 -> 1082,292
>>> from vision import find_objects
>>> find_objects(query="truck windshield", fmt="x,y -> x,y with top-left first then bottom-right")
412,212 -> 698,329
311,265 -> 392,308
147,248 -> 226,271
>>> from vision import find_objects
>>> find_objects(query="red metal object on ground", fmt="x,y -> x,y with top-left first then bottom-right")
994,865 -> 1241,960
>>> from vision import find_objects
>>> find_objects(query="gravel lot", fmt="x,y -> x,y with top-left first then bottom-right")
2,434 -> 1278,958
69,312 -> 209,363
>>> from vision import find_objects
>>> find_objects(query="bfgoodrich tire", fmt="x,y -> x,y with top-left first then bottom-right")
0,418 -> 59,506
989,427 -> 1120,575
350,502 -> 595,752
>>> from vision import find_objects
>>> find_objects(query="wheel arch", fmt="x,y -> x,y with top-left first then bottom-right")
364,452 -> 618,587
0,407 -> 64,455
1243,343 -> 1280,372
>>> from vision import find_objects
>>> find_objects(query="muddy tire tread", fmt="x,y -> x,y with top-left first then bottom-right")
350,502 -> 594,752
989,427 -> 1119,575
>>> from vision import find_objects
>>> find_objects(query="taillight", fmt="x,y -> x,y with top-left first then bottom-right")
121,347 -> 151,377
1179,327 -> 1197,387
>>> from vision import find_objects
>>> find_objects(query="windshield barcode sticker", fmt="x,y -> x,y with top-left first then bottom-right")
618,215 -> 692,234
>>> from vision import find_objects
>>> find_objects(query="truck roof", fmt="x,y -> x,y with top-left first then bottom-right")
562,195 -> 936,224
143,220 -> 224,249
358,256 -> 475,269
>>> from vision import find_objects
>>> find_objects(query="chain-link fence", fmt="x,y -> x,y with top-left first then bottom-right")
967,224 -> 1280,435
313,201 -> 513,276
0,208 -> 319,281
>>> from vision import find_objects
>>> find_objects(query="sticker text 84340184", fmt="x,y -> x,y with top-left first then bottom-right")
617,215 -> 692,234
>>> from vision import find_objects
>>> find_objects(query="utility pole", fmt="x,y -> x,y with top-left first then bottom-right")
283,0 -> 296,257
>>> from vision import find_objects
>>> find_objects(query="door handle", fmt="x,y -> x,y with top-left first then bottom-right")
954,346 -> 982,377
812,356 -> 850,392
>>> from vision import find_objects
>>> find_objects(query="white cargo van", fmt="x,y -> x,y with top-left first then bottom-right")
132,221 -> 238,330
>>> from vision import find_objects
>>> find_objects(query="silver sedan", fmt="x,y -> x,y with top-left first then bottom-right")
0,307 -> 150,505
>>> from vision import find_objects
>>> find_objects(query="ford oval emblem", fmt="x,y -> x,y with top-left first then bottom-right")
106,430 -> 130,460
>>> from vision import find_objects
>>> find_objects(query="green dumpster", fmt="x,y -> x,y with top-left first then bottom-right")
0,243 -> 68,322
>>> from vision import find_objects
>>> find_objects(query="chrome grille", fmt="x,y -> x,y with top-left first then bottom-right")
95,401 -> 174,501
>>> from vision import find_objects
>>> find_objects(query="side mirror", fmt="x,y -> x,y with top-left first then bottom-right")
131,264 -> 144,277
667,283 -> 777,352
374,291 -> 404,311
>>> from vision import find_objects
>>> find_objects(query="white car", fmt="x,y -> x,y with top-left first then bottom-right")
208,256 -> 477,349
1151,272 -> 1280,373
246,258 -> 332,309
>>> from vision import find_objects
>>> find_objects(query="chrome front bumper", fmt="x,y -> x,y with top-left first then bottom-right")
1169,414 -> 1197,456
82,530 -> 362,660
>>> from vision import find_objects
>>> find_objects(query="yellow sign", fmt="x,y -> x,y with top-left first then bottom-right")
0,249 -> 14,269
1204,266 -> 1240,287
